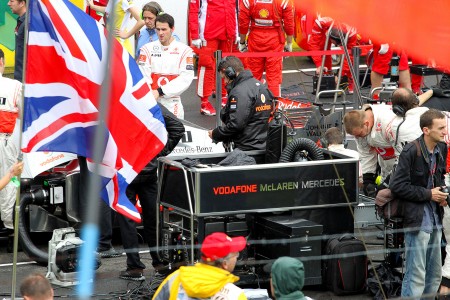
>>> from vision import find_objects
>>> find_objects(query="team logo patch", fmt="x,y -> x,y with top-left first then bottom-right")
259,9 -> 269,18
186,65 -> 194,70
186,57 -> 194,64
261,94 -> 266,103
153,45 -> 159,51
138,54 -> 146,62
256,103 -> 271,112
157,77 -> 170,86
230,97 -> 237,109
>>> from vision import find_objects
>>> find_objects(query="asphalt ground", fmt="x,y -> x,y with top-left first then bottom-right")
0,225 -> 384,299
0,56 -> 442,299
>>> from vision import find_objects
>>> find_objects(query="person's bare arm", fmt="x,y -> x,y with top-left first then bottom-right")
116,6 -> 145,39
418,89 -> 433,106
0,162 -> 23,191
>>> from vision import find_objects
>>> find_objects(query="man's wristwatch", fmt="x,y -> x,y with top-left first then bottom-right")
239,42 -> 246,45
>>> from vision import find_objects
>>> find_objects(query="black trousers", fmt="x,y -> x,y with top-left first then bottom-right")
117,170 -> 159,270
78,156 -> 113,251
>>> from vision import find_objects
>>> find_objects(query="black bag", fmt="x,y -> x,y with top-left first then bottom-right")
367,262 -> 402,300
375,188 -> 404,220
375,139 -> 421,220
323,234 -> 368,295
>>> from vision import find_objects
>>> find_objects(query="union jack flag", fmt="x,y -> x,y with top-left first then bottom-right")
22,0 -> 167,222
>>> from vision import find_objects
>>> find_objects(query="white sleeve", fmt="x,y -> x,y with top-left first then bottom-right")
384,118 -> 401,157
137,46 -> 152,84
356,137 -> 378,174
120,0 -> 133,12
161,47 -> 195,98
15,82 -> 23,113
445,112 -> 450,145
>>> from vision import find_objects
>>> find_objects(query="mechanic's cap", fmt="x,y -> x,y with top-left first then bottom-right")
201,232 -> 246,262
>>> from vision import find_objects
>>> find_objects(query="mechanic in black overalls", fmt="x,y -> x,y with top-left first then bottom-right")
208,56 -> 273,151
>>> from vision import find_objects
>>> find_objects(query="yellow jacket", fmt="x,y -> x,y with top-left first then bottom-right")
153,263 -> 247,300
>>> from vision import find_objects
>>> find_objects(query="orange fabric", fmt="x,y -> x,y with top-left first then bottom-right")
299,0 -> 450,71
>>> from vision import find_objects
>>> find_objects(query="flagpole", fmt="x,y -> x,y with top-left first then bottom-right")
10,0 -> 31,297
76,5 -> 117,299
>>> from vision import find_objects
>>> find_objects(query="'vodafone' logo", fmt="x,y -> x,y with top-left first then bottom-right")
157,77 -> 170,86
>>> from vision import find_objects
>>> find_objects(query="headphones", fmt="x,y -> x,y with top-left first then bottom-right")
221,57 -> 237,80
393,92 -> 419,146
141,3 -> 162,20
392,93 -> 419,117
225,66 -> 237,80
392,105 -> 406,117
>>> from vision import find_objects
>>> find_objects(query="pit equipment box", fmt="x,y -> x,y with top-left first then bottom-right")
255,215 -> 323,285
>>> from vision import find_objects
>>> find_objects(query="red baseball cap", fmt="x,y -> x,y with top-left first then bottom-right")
201,232 -> 247,262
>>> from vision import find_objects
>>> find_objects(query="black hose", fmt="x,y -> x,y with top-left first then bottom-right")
279,138 -> 324,163
18,192 -> 48,265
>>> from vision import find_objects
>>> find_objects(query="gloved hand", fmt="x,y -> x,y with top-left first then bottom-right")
378,43 -> 389,55
432,87 -> 445,98
191,39 -> 202,48
238,42 -> 248,53
363,173 -> 377,197
363,183 -> 377,197
284,42 -> 293,52
234,36 -> 240,45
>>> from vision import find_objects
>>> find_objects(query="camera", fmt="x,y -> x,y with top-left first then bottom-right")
440,186 -> 450,205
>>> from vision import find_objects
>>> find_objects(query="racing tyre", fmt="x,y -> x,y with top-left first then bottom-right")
279,138 -> 324,162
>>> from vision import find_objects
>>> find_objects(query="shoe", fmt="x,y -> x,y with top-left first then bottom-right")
152,258 -> 164,270
200,101 -> 216,116
152,261 -> 171,272
97,247 -> 122,258
221,96 -> 228,108
119,268 -> 145,281
347,81 -> 354,94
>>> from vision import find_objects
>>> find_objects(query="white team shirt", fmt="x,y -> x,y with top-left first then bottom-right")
138,39 -> 194,119
355,104 -> 396,175
0,74 -> 21,133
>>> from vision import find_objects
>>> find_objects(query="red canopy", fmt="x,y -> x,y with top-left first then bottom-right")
299,0 -> 450,71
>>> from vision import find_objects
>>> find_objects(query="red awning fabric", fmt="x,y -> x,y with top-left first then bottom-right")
299,0 -> 450,71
